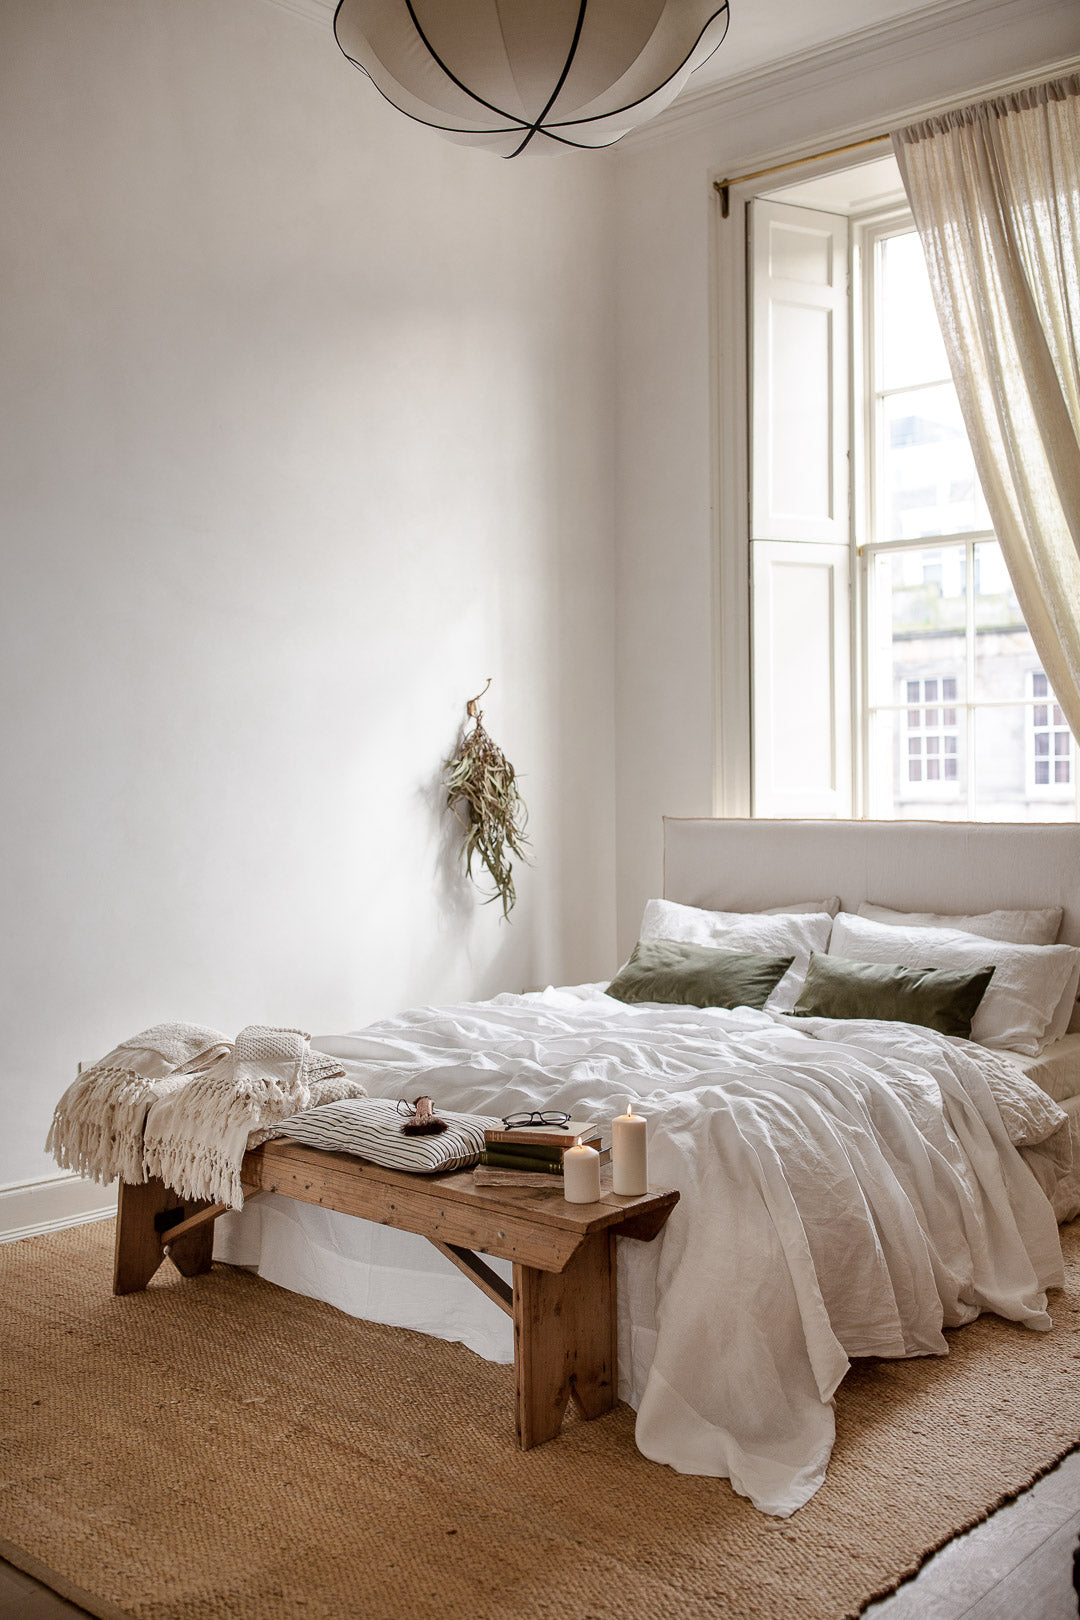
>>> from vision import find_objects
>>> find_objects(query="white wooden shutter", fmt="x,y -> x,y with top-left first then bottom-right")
751,541 -> 851,818
750,200 -> 849,544
749,198 -> 853,817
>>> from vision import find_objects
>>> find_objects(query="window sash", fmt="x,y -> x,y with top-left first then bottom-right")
855,209 -> 1077,820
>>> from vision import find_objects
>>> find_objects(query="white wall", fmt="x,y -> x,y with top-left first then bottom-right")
0,0 -> 618,1187
610,0 -> 1080,952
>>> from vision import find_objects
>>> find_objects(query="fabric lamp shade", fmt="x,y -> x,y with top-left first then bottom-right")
333,0 -> 730,157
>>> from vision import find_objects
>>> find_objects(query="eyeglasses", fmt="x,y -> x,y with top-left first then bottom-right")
500,1110 -> 570,1129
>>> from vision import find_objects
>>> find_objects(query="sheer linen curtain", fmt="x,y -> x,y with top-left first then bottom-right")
893,74 -> 1080,737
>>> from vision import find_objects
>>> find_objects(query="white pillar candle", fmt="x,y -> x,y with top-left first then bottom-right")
562,1137 -> 601,1204
612,1102 -> 648,1196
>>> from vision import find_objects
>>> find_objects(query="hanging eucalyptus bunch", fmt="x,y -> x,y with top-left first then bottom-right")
445,680 -> 529,920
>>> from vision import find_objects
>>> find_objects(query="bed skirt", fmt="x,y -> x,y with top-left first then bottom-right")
214,1194 -> 516,1364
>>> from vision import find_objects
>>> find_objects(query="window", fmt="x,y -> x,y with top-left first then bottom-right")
746,174 -> 1078,825
1028,670 -> 1074,795
902,676 -> 959,791
860,216 -> 1078,822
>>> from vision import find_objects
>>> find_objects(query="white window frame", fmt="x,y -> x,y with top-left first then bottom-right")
853,208 -> 1079,821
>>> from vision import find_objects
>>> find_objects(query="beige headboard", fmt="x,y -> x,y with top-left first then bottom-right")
663,817 -> 1080,1033
663,816 -> 1080,953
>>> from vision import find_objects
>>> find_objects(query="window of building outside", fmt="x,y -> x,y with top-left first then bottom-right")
861,219 -> 1077,821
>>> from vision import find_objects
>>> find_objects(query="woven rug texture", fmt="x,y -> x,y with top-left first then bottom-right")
1,1219 -> 1079,1620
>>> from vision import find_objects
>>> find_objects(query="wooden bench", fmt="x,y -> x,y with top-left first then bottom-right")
112,1138 -> 679,1449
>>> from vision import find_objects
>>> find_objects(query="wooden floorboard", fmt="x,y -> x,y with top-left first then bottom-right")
864,1451 -> 1080,1619
962,1515 -> 1080,1620
0,1561 -> 91,1617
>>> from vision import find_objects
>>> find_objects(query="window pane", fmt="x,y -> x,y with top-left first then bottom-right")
971,541 -> 1042,711
881,386 -> 991,540
877,546 -> 967,648
879,231 -> 950,390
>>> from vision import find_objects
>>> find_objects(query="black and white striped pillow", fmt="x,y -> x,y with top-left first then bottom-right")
269,1098 -> 501,1173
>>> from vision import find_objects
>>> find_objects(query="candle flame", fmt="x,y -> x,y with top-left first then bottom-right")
625,1103 -> 634,1118
575,1135 -> 582,1147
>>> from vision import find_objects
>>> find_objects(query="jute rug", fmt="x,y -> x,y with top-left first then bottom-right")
2,1220 -> 1079,1620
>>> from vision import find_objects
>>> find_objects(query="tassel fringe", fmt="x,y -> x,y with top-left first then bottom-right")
46,1024 -> 365,1209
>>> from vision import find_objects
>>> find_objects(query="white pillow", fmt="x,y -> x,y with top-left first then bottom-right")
857,901 -> 1062,947
763,898 -> 841,918
829,912 -> 1080,1056
639,899 -> 833,1013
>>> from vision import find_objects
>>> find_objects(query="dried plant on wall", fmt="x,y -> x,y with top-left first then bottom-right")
445,680 -> 529,920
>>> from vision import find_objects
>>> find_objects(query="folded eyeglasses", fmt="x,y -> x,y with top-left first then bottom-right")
500,1109 -> 571,1129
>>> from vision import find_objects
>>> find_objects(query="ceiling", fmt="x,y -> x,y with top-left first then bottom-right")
687,0 -> 963,88
760,153 -> 907,212
292,0 -> 974,93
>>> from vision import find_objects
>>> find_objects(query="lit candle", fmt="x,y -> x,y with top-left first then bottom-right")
562,1137 -> 601,1204
612,1102 -> 648,1196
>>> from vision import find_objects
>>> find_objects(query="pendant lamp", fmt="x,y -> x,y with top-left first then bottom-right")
333,0 -> 730,158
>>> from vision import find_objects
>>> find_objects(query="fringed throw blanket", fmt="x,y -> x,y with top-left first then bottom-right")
48,1023 -> 366,1208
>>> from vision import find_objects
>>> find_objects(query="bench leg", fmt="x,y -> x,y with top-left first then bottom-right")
513,1230 -> 616,1449
113,1178 -> 215,1295
168,1215 -> 216,1280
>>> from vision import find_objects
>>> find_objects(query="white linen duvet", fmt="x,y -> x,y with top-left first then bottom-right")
289,987 -> 1070,1517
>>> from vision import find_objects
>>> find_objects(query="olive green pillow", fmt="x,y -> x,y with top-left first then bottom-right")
792,951 -> 996,1037
606,939 -> 795,1011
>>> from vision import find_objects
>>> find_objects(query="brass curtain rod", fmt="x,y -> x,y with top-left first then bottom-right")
713,133 -> 891,217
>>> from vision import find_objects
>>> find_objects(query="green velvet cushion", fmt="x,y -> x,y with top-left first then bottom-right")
792,951 -> 996,1037
606,939 -> 795,1011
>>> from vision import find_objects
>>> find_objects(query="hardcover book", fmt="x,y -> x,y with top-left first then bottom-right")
484,1119 -> 602,1151
472,1166 -> 566,1188
480,1141 -> 611,1169
479,1149 -> 564,1175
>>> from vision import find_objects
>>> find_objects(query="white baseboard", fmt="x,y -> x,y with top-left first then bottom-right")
0,1172 -> 117,1243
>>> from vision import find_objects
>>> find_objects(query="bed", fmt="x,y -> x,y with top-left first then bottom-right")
214,818 -> 1080,1516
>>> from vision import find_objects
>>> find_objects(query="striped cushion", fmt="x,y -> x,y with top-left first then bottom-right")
269,1098 -> 501,1173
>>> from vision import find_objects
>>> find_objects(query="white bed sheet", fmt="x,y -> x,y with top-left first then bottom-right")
1010,1032 -> 1080,1102
1024,1093 -> 1080,1223
214,985 -> 1069,1518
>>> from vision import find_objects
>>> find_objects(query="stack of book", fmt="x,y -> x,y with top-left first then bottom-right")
473,1119 -> 607,1188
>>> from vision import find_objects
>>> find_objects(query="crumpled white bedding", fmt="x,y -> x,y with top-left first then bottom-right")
1024,1093 -> 1080,1222
239,986 -> 1072,1517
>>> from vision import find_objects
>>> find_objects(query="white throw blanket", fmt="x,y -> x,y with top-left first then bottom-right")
48,1022 -> 365,1207
312,985 -> 1071,1517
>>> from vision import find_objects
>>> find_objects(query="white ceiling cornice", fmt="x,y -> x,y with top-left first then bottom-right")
253,0 -> 1078,168
616,0 -> 1078,152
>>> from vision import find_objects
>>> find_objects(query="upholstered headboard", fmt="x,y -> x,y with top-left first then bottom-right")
663,817 -> 1080,952
663,817 -> 1080,1033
